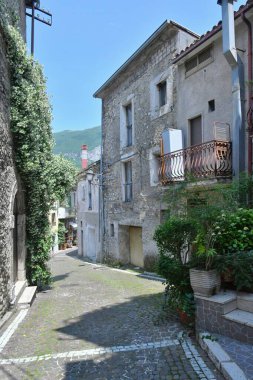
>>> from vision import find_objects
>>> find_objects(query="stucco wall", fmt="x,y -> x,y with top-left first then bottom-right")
0,0 -> 26,317
176,18 -> 249,170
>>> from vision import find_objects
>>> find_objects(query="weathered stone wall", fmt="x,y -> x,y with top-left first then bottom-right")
0,0 -> 26,317
100,25 -> 196,265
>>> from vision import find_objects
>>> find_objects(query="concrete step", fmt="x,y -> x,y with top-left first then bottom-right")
224,309 -> 253,328
17,286 -> 37,309
237,292 -> 253,313
13,280 -> 27,304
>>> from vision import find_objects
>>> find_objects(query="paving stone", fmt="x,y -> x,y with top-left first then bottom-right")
0,250 -> 224,379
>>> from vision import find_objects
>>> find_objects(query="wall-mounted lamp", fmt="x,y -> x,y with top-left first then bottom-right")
86,170 -> 94,182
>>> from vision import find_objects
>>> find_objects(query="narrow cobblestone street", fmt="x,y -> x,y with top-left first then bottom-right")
0,250 -> 223,380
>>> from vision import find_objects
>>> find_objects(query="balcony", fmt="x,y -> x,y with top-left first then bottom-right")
159,140 -> 232,184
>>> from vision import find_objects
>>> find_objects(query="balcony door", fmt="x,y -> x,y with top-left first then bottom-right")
190,116 -> 202,146
189,116 -> 202,175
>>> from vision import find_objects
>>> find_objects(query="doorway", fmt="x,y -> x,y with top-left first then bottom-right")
129,227 -> 143,267
190,115 -> 202,146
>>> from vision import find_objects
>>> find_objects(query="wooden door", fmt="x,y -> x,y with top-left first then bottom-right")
129,227 -> 143,267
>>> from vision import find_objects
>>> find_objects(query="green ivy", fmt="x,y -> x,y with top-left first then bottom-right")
0,1 -> 78,287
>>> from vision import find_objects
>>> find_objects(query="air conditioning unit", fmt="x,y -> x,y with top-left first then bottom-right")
161,129 -> 184,181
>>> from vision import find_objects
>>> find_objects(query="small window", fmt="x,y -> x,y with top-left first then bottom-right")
52,213 -> 56,226
208,99 -> 215,112
88,180 -> 92,210
198,47 -> 212,64
185,46 -> 212,74
124,161 -> 132,202
160,210 -> 169,224
185,56 -> 198,72
110,224 -> 115,237
125,104 -> 132,146
157,81 -> 167,107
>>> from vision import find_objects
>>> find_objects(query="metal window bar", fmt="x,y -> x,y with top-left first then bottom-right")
159,140 -> 232,184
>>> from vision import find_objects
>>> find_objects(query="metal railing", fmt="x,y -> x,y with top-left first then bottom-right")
159,140 -> 232,184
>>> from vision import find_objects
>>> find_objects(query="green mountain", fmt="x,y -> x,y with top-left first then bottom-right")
53,126 -> 101,168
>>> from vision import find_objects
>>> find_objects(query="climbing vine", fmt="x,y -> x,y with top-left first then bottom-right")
0,1 -> 78,287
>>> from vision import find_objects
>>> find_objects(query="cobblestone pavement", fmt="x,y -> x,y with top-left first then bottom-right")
215,333 -> 253,379
0,250 -> 224,379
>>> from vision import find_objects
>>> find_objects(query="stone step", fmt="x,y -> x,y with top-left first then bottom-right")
237,292 -> 253,313
17,286 -> 37,309
12,280 -> 27,304
224,309 -> 253,328
196,291 -> 237,314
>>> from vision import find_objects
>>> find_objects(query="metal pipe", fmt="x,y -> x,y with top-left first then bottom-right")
31,0 -> 35,55
218,0 -> 243,178
242,12 -> 253,176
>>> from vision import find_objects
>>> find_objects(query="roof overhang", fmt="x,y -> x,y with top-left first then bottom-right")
93,21 -> 199,99
173,0 -> 253,65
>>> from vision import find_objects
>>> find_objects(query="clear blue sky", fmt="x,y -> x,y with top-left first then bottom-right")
28,0 -> 246,132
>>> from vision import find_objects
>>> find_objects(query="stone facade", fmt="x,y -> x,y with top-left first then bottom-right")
0,0 -> 26,317
77,161 -> 101,261
94,22 -> 197,267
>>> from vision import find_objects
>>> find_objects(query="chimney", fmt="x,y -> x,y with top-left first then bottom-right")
81,145 -> 88,169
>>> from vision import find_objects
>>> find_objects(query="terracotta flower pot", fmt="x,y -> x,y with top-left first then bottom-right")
190,268 -> 220,297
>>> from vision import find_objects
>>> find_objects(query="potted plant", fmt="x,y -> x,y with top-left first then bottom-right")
189,230 -> 220,297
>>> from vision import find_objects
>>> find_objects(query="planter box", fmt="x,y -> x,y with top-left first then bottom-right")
190,268 -> 220,297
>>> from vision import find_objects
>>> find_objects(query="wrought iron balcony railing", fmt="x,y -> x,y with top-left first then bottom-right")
159,140 -> 232,184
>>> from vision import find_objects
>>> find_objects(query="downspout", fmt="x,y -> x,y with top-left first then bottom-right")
99,100 -> 104,260
241,11 -> 253,176
218,0 -> 244,178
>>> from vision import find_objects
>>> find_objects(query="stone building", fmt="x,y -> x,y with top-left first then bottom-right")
94,21 -> 198,267
77,161 -> 101,261
0,0 -> 27,317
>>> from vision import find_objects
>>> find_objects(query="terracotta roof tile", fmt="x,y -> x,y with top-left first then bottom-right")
173,1 -> 253,63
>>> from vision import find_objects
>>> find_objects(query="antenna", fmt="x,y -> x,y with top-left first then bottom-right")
25,0 -> 52,55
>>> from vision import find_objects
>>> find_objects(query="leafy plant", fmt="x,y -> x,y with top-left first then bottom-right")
216,251 -> 253,291
58,222 -> 67,246
154,217 -> 198,264
0,3 -> 78,287
213,208 -> 253,254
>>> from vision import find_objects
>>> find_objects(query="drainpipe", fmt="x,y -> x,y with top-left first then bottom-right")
241,11 -> 253,176
218,0 -> 243,178
98,100 -> 104,260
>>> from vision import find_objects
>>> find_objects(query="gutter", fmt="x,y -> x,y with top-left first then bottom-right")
218,0 -> 244,178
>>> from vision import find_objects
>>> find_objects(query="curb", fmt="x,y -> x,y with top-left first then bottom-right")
198,332 -> 247,380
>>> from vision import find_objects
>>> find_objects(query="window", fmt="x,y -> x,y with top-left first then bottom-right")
110,224 -> 115,237
157,81 -> 167,107
125,104 -> 132,146
124,161 -> 132,202
208,99 -> 215,112
82,185 -> 85,201
88,180 -> 92,210
185,46 -> 212,74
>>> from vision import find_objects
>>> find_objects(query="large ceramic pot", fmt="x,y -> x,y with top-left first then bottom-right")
190,268 -> 221,297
